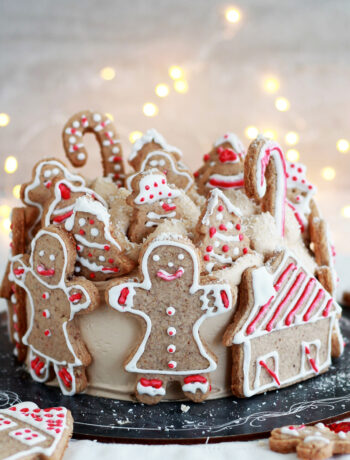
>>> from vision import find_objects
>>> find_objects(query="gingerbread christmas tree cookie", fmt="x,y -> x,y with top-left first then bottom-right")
196,188 -> 251,273
195,133 -> 245,196
64,195 -> 135,281
10,226 -> 99,395
106,223 -> 235,404
127,168 -> 198,243
62,110 -> 125,186
126,129 -> 194,192
0,402 -> 73,460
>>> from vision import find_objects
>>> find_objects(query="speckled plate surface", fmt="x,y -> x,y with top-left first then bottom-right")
0,312 -> 350,443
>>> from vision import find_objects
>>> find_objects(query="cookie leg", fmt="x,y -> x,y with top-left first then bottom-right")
54,364 -> 87,396
135,375 -> 167,405
182,374 -> 211,402
29,349 -> 50,383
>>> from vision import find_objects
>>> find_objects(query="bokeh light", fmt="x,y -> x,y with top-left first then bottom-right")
12,185 -> 21,199
4,156 -> 18,174
105,113 -> 114,121
100,67 -> 116,81
0,205 -> 11,218
342,206 -> 350,218
169,66 -> 184,80
143,103 -> 158,117
225,7 -> 241,23
1,218 -> 11,234
245,126 -> 259,139
321,167 -> 336,181
275,97 -> 290,112
336,139 -> 349,153
286,149 -> 300,162
263,129 -> 277,140
129,131 -> 143,143
174,80 -> 188,93
285,132 -> 299,146
0,113 -> 10,127
155,84 -> 169,98
263,77 -> 280,93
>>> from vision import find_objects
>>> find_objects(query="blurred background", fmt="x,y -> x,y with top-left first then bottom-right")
0,0 -> 349,292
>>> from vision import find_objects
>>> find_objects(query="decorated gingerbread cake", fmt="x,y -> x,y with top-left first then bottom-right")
0,109 -> 344,404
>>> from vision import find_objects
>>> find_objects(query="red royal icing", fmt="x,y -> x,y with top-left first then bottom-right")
259,360 -> 280,385
184,375 -> 208,384
209,227 -> 216,238
220,290 -> 229,309
208,177 -> 244,189
217,147 -> 238,163
69,293 -> 82,302
140,378 -> 163,389
58,368 -> 72,387
58,183 -> 71,200
53,210 -> 74,223
118,287 -> 129,305
162,203 -> 176,212
303,289 -> 325,322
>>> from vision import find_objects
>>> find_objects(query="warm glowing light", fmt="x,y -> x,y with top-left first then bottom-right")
4,156 -> 18,174
1,218 -> 11,234
263,130 -> 277,140
342,206 -> 350,218
275,97 -> 290,112
263,78 -> 280,93
155,84 -> 169,98
143,103 -> 158,117
100,67 -> 116,81
0,205 -> 11,218
13,185 -> 21,199
105,113 -> 114,121
286,149 -> 300,162
0,113 -> 10,127
129,131 -> 143,143
245,126 -> 259,139
174,80 -> 188,93
321,167 -> 336,181
225,7 -> 241,23
337,139 -> 349,153
285,132 -> 299,146
169,66 -> 184,80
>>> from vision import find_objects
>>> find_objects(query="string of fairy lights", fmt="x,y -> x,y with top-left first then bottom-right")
0,5 -> 350,235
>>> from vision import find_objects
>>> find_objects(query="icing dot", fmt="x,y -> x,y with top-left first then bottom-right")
75,266 -> 81,273
216,213 -> 223,221
204,255 -> 210,261
203,154 -> 210,162
52,168 -> 59,175
140,198 -> 145,202
235,223 -> 241,231
39,250 -> 45,257
145,185 -> 150,190
149,194 -> 154,199
72,121 -> 80,128
43,170 -> 51,178
178,253 -> 184,260
218,205 -> 224,212
89,219 -> 95,224
214,241 -> 220,248
99,256 -> 105,262
42,309 -> 50,318
49,254 -> 55,261
150,160 -> 158,166
206,246 -> 213,252
69,136 -> 76,144
168,360 -> 177,369
79,218 -> 86,226
89,273 -> 96,279
168,262 -> 174,267
104,245 -> 110,251
234,247 -> 240,256
42,292 -> 49,299
167,344 -> 176,353
108,258 -> 114,264
91,228 -> 99,237
243,248 -> 248,254
222,245 -> 229,252
166,307 -> 176,316
239,234 -> 244,241
153,254 -> 160,261
77,153 -> 86,161
167,327 -> 176,336
93,113 -> 102,122
79,229 -> 85,235
44,329 -> 51,337
159,159 -> 165,166
168,192 -> 172,197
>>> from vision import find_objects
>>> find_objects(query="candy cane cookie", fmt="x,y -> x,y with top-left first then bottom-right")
244,135 -> 287,237
62,110 -> 125,187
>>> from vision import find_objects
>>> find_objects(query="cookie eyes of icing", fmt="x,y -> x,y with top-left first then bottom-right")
43,170 -> 51,178
168,262 -> 174,267
79,218 -> 86,227
39,250 -> 45,257
91,228 -> 99,237
152,254 -> 160,261
49,254 -> 56,261
43,168 -> 60,179
178,253 -> 184,260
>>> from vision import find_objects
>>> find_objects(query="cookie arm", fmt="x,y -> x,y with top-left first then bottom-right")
105,279 -> 141,313
66,279 -> 100,317
199,281 -> 236,316
10,254 -> 30,289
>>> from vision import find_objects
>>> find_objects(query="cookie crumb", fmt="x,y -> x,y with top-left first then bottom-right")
181,404 -> 190,413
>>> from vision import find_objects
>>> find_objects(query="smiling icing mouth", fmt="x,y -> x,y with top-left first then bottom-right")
156,267 -> 184,281
36,265 -> 55,277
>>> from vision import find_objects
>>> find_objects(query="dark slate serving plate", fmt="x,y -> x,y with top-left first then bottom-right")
1,311 -> 350,444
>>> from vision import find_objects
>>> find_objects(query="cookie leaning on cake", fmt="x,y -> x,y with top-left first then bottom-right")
0,109 -> 343,404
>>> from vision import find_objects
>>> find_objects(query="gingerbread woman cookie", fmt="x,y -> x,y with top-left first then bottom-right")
64,195 -> 135,281
21,158 -> 86,238
42,178 -> 106,227
223,250 -> 342,397
0,208 -> 27,362
269,422 -> 350,459
106,225 -> 235,404
127,169 -> 198,243
62,110 -> 125,186
10,226 -> 99,395
195,188 -> 251,273
195,133 -> 245,196
126,129 -> 193,192
244,135 -> 287,236
0,402 -> 73,460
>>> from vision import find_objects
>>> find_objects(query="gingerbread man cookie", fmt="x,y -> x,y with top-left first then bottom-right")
195,133 -> 245,196
64,195 -> 135,281
195,188 -> 251,273
42,178 -> 106,227
106,225 -> 235,404
223,250 -> 342,397
245,135 -> 287,237
62,110 -> 125,186
21,158 -> 85,238
0,402 -> 73,460
270,422 -> 350,459
286,161 -> 316,234
127,168 -> 195,243
10,226 -> 99,395
127,129 -> 193,192
0,208 -> 27,362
